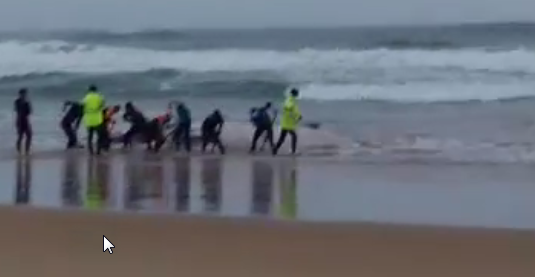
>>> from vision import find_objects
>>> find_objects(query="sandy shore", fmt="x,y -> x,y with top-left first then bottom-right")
0,206 -> 533,277
0,150 -> 533,276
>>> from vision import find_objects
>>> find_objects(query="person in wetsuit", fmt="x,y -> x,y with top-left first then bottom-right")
14,88 -> 32,154
61,101 -> 83,149
273,88 -> 301,155
100,105 -> 120,151
82,85 -> 105,155
172,102 -> 192,152
122,102 -> 148,149
201,109 -> 225,154
249,101 -> 276,153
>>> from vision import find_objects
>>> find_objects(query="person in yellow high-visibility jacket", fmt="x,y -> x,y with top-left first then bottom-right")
273,88 -> 301,155
82,85 -> 105,155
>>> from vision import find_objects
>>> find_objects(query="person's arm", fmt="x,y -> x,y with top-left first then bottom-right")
293,104 -> 302,121
99,96 -> 105,111
123,112 -> 130,122
271,108 -> 278,124
217,117 -> 224,134
28,101 -> 32,115
74,116 -> 81,130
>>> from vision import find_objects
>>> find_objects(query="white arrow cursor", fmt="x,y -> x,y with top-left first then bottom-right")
103,236 -> 115,254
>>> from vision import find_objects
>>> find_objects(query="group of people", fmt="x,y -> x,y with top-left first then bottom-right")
13,85 -> 302,156
248,88 -> 301,155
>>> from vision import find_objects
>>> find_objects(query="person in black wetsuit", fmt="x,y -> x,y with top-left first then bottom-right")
201,109 -> 225,154
14,88 -> 32,154
122,102 -> 148,149
61,101 -> 83,149
173,102 -> 192,152
249,102 -> 276,153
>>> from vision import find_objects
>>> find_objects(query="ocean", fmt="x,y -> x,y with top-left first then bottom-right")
2,22 -> 535,163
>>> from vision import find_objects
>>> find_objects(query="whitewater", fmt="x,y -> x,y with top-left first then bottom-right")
1,39 -> 535,102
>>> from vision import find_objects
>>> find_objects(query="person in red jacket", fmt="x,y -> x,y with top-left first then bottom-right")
145,111 -> 172,152
100,105 -> 120,151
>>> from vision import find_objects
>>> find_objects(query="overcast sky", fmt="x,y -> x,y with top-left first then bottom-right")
1,0 -> 534,31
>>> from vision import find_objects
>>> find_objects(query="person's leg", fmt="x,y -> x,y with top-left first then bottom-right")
24,123 -> 32,153
273,129 -> 288,155
62,122 -> 73,149
215,135 -> 226,154
249,127 -> 263,152
289,130 -> 297,154
96,124 -> 106,154
68,126 -> 77,148
201,130 -> 209,153
144,124 -> 155,151
264,127 -> 275,151
16,123 -> 23,153
152,124 -> 166,152
174,125 -> 184,151
87,127 -> 95,155
98,124 -> 109,152
184,123 -> 191,152
122,125 -> 136,148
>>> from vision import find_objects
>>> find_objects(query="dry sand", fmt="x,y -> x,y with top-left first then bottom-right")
0,151 -> 533,277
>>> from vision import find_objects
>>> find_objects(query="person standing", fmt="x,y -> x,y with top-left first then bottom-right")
14,88 -> 32,154
173,102 -> 192,153
273,88 -> 301,155
82,85 -> 105,155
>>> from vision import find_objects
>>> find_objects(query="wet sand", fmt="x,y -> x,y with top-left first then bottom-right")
0,151 -> 534,276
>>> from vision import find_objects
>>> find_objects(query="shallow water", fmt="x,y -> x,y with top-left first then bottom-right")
2,154 -> 534,230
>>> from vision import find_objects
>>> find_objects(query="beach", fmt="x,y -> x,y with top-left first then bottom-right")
1,25 -> 535,276
0,151 -> 533,277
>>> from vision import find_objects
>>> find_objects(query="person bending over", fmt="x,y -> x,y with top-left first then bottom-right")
273,88 -> 301,155
201,109 -> 225,154
61,101 -> 83,149
145,111 -> 172,152
249,102 -> 276,153
122,102 -> 148,149
14,88 -> 32,154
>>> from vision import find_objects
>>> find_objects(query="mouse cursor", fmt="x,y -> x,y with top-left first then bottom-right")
103,236 -> 115,254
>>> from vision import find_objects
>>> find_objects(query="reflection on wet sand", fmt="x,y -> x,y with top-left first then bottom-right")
174,156 -> 191,212
61,153 -> 81,207
84,158 -> 110,210
15,157 -> 32,205
278,160 -> 298,219
201,157 -> 222,213
251,160 -> 274,215
125,155 -> 166,211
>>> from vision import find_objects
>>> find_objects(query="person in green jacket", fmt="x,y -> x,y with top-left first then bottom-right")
273,88 -> 302,155
82,85 -> 105,155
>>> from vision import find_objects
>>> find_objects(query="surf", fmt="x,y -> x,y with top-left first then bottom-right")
2,40 -> 535,103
